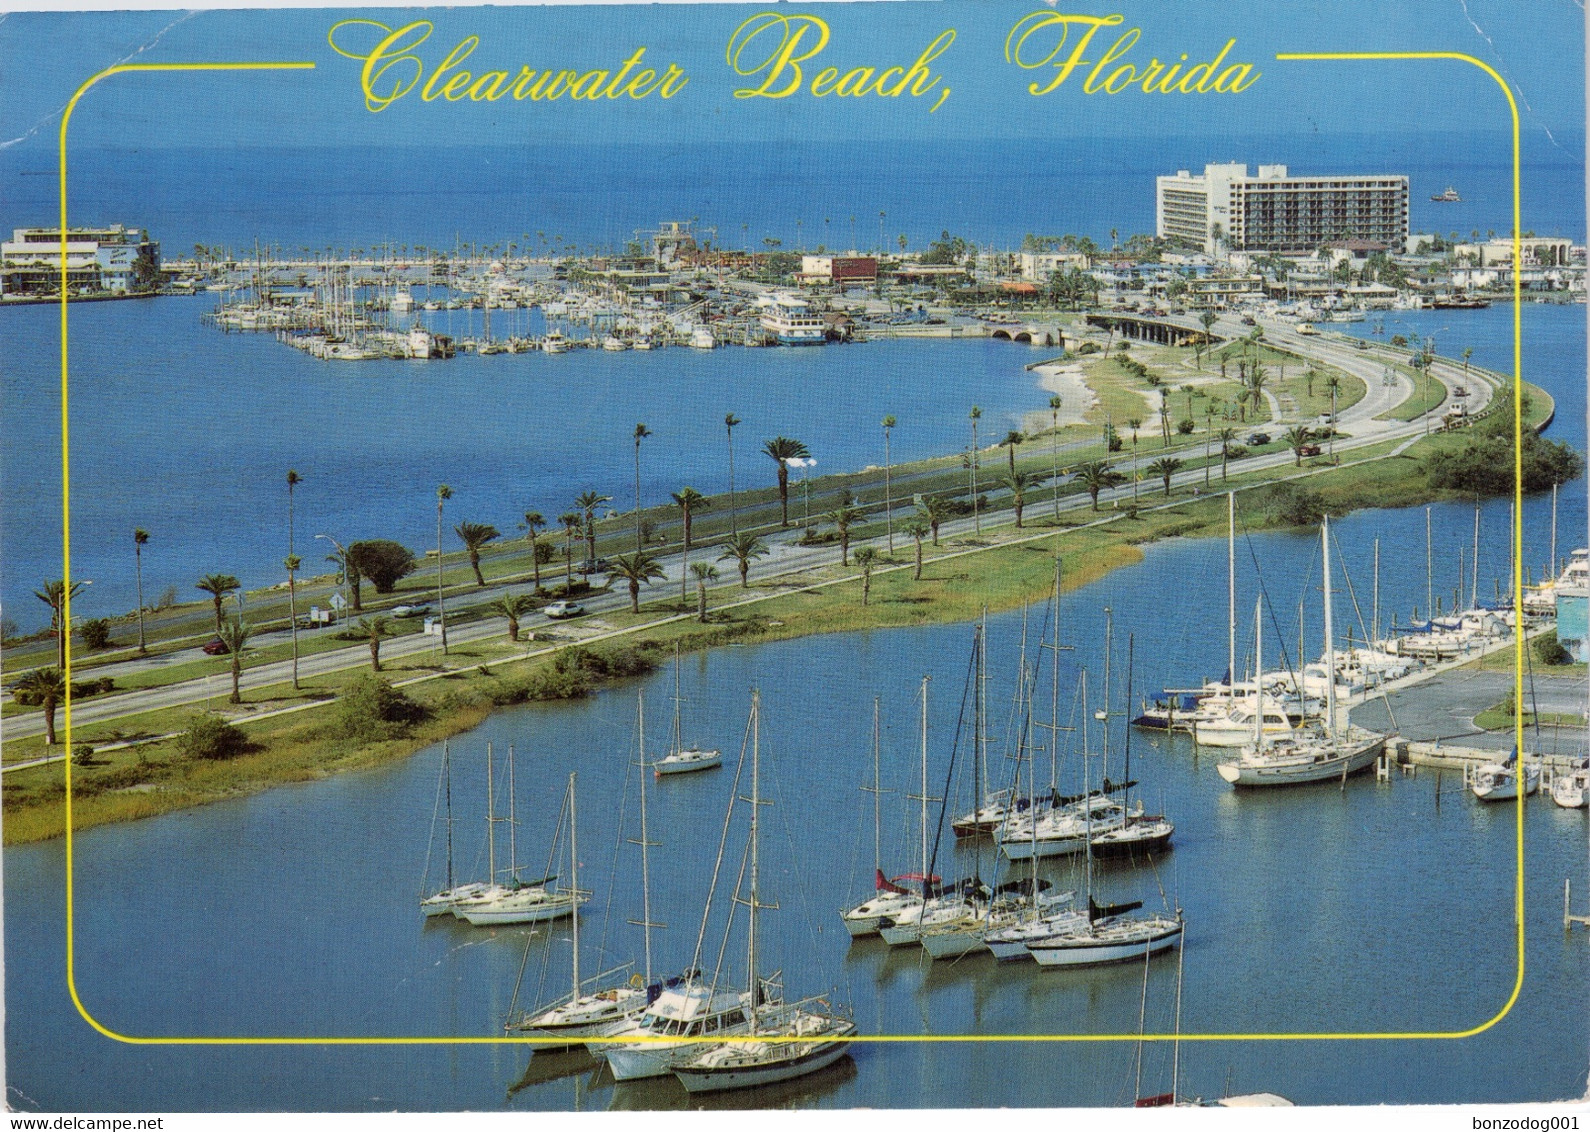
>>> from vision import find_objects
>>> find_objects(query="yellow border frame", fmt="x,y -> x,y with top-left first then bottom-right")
56,50 -> 1530,1048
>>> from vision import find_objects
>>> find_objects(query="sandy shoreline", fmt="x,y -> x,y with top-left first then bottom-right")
1024,361 -> 1097,434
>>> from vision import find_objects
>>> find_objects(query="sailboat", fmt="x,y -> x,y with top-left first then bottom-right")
507,701 -> 659,1045
1091,635 -> 1174,857
1551,759 -> 1590,809
1216,517 -> 1387,787
841,698 -> 928,938
420,741 -> 494,916
670,690 -> 857,1093
1026,670 -> 1184,968
451,743 -> 586,925
1470,749 -> 1542,802
652,646 -> 722,776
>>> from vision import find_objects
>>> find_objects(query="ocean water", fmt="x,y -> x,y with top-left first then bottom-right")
4,524 -> 1587,1112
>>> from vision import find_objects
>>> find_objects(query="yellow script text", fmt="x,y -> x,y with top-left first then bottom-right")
1004,12 -> 1259,96
725,13 -> 955,111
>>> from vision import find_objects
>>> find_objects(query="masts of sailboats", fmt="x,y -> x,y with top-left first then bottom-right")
630,692 -> 658,984
1323,518 -> 1336,740
841,697 -> 916,937
1228,491 -> 1237,692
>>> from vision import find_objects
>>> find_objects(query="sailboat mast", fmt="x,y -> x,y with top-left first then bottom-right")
1550,483 -> 1558,578
1171,918 -> 1186,1102
1323,518 -> 1337,740
1228,491 -> 1236,691
1081,671 -> 1093,907
872,697 -> 882,879
1123,635 -> 1135,811
1051,558 -> 1062,791
1425,505 -> 1433,622
1253,599 -> 1264,751
672,644 -> 684,757
507,743 -> 518,882
1471,503 -> 1481,610
569,772 -> 580,998
919,676 -> 930,896
638,694 -> 654,983
487,741 -> 496,883
1101,608 -> 1113,785
748,689 -> 761,1026
443,741 -> 453,891
1373,538 -> 1381,643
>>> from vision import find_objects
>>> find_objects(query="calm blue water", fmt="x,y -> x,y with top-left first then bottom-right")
5,525 -> 1587,1111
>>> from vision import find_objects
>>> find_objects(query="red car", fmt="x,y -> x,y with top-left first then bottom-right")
1298,443 -> 1322,457
202,638 -> 229,656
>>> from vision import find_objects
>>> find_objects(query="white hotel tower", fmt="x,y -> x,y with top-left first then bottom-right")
1156,163 -> 1408,256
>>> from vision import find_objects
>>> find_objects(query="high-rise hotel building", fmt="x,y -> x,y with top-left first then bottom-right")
1156,163 -> 1409,255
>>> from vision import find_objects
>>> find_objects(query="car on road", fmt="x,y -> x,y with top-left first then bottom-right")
202,638 -> 229,656
544,601 -> 584,620
578,558 -> 611,576
392,604 -> 431,618
1298,443 -> 1323,457
1247,432 -> 1271,446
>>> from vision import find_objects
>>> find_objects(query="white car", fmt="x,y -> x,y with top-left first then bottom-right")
544,601 -> 583,620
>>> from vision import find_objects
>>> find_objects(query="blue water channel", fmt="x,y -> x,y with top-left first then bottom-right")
5,508 -> 1587,1111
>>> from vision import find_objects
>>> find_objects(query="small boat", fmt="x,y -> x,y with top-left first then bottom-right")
1431,186 -> 1462,202
541,329 -> 569,354
601,335 -> 628,351
651,647 -> 721,777
1551,760 -> 1590,809
1471,753 -> 1542,802
842,699 -> 927,938
689,325 -> 716,349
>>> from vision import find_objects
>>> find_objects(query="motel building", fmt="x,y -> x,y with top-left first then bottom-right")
0,225 -> 161,298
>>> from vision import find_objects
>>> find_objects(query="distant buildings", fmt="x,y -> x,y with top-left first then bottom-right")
1157,164 -> 1408,256
797,255 -> 878,285
0,225 -> 160,298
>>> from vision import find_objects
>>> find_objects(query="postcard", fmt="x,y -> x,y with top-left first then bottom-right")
1,0 -> 1586,1120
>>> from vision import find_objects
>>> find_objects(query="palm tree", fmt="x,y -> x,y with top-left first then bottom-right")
968,405 -> 982,533
725,413 -> 742,536
285,468 -> 304,691
1002,472 -> 1033,528
691,561 -> 719,622
1148,456 -> 1184,496
1246,361 -> 1269,421
606,551 -> 665,613
1048,396 -> 1064,519
917,495 -> 952,545
763,437 -> 810,527
1076,461 -> 1120,510
903,519 -> 930,580
854,546 -> 880,605
575,490 -> 611,567
520,511 -> 546,590
824,499 -> 866,566
195,574 -> 241,636
357,615 -> 389,671
632,422 -> 653,551
1002,429 -> 1025,477
1461,346 -> 1473,379
718,531 -> 768,588
671,487 -> 709,550
1217,427 -> 1238,481
1324,374 -> 1342,461
133,529 -> 150,654
35,580 -> 86,669
494,594 -> 536,642
558,512 -> 581,592
881,414 -> 897,553
216,615 -> 251,704
454,521 -> 501,586
1283,425 -> 1314,466
435,485 -> 452,654
14,667 -> 66,745
1198,310 -> 1217,366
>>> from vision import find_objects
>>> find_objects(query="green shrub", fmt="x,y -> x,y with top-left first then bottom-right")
336,675 -> 426,741
178,713 -> 250,761
1256,482 -> 1326,528
1533,631 -> 1573,667
80,618 -> 112,650
1176,419 -> 1196,435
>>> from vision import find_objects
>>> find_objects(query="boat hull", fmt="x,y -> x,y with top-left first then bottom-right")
919,924 -> 989,960
1551,771 -> 1589,809
1215,737 -> 1384,786
603,1041 -> 703,1082
1028,922 -> 1182,968
674,1038 -> 852,1093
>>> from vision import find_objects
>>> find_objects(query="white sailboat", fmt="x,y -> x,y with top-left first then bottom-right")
1217,517 -> 1387,787
841,698 -> 926,938
508,701 -> 661,1045
652,648 -> 722,776
1471,751 -> 1542,802
452,743 -> 586,925
419,741 -> 495,916
1551,760 -> 1590,809
670,690 -> 856,1093
1092,634 -> 1174,858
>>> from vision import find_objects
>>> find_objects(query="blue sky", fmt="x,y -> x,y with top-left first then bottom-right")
0,1 -> 1582,152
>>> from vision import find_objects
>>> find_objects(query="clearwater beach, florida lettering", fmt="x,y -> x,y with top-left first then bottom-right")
325,12 -> 1259,114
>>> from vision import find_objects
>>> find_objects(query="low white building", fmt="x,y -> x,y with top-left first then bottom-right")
1018,251 -> 1090,280
1,225 -> 160,297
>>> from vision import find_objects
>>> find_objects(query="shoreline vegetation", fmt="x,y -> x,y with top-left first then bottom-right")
2,324 -> 1570,845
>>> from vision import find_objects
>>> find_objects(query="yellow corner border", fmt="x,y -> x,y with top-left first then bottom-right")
58,52 -> 1530,1047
